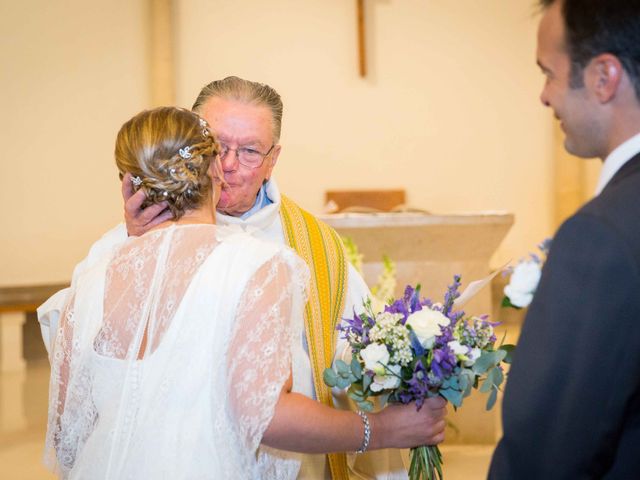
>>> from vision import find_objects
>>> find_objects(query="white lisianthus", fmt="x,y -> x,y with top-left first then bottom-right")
466,347 -> 481,367
371,364 -> 402,392
406,308 -> 450,349
448,340 -> 467,356
360,343 -> 390,375
504,260 -> 542,308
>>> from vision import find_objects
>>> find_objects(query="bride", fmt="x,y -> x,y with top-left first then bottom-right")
44,107 -> 445,479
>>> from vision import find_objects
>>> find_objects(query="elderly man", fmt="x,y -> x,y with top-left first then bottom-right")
39,76 -> 446,479
489,1 -> 640,478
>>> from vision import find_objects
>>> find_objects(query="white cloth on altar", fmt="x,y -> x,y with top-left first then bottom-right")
38,178 -> 409,479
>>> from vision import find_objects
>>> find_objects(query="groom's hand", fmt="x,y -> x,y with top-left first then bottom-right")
122,173 -> 173,237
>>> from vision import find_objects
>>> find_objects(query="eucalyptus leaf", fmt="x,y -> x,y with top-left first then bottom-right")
323,368 -> 338,387
473,350 -> 507,375
358,400 -> 374,412
488,365 -> 504,388
351,358 -> 363,378
363,373 -> 372,392
460,370 -> 475,397
336,376 -> 352,390
348,390 -> 365,402
335,359 -> 350,375
479,376 -> 494,393
499,344 -> 516,364
486,387 -> 498,410
440,387 -> 463,408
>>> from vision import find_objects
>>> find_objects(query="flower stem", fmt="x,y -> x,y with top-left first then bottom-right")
409,445 -> 443,480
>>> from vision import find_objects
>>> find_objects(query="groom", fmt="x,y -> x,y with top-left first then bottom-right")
489,0 -> 640,478
39,76 -> 447,479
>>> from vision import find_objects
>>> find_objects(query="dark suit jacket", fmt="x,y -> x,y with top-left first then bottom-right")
489,153 -> 640,479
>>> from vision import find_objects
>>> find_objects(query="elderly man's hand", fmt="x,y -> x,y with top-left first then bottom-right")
121,173 -> 173,237
369,396 -> 447,450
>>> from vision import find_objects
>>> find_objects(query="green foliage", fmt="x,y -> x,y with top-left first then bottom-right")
486,387 -> 499,410
501,296 -> 520,309
472,349 -> 507,375
499,344 -> 516,364
341,236 -> 364,273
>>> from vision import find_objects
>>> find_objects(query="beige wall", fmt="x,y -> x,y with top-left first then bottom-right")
0,0 -> 149,286
177,0 -> 554,268
1,0 -> 562,286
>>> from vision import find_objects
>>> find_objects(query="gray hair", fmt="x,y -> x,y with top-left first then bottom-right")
192,76 -> 284,142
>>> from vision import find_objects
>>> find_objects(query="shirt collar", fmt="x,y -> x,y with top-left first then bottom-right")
595,132 -> 640,195
215,178 -> 281,231
240,181 -> 273,220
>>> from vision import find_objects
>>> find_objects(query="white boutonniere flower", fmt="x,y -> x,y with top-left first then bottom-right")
504,260 -> 542,308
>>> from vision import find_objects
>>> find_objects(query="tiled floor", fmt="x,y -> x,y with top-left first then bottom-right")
1,327 -> 496,479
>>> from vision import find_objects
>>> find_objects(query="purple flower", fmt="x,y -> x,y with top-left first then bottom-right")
430,347 -> 456,380
443,275 -> 461,315
338,308 -> 363,336
404,360 -> 430,408
386,299 -> 409,320
539,237 -> 552,254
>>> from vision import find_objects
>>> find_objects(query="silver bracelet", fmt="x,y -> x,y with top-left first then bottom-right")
355,410 -> 371,454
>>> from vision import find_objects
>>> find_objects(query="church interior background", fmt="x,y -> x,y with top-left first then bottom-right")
0,0 -> 602,478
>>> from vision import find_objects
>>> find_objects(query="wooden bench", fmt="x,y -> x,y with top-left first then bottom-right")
0,284 -> 67,372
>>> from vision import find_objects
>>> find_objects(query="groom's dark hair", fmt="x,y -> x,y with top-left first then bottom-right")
539,0 -> 640,100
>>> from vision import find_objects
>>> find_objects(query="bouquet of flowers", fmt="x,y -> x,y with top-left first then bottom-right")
503,238 -> 551,309
324,276 -> 513,480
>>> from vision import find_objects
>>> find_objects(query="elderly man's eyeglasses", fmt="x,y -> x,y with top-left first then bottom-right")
219,143 -> 275,168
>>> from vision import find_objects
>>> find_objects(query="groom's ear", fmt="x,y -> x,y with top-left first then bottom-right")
589,53 -> 623,104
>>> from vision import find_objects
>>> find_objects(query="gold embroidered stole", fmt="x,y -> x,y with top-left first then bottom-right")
279,195 -> 350,480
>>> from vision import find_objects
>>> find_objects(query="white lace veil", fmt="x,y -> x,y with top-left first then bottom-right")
44,225 -> 308,479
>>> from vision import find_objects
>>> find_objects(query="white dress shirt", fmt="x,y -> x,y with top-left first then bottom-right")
594,132 -> 640,195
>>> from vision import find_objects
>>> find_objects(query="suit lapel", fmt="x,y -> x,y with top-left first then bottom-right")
602,153 -> 640,193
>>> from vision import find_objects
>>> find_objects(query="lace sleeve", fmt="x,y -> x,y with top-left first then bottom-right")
43,288 -> 95,477
226,250 -> 307,453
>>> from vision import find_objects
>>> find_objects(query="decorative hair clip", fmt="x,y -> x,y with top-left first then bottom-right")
131,175 -> 143,187
179,146 -> 192,159
198,117 -> 210,138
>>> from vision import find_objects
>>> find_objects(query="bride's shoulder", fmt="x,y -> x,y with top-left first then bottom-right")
215,227 -> 303,267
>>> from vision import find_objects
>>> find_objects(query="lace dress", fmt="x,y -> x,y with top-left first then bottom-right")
44,224 -> 308,479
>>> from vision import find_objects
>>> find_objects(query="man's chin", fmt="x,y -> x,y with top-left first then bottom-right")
216,197 -> 245,217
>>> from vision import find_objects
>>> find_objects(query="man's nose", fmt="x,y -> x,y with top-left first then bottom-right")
220,150 -> 239,171
539,87 -> 550,107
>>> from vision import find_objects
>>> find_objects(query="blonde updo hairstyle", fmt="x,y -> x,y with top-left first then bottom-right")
115,107 -> 222,220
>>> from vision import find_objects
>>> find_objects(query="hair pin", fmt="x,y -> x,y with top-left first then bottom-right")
179,146 -> 192,159
131,176 -> 143,187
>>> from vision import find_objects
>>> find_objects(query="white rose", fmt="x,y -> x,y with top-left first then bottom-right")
360,343 -> 390,375
406,308 -> 450,349
371,364 -> 402,392
504,260 -> 542,308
